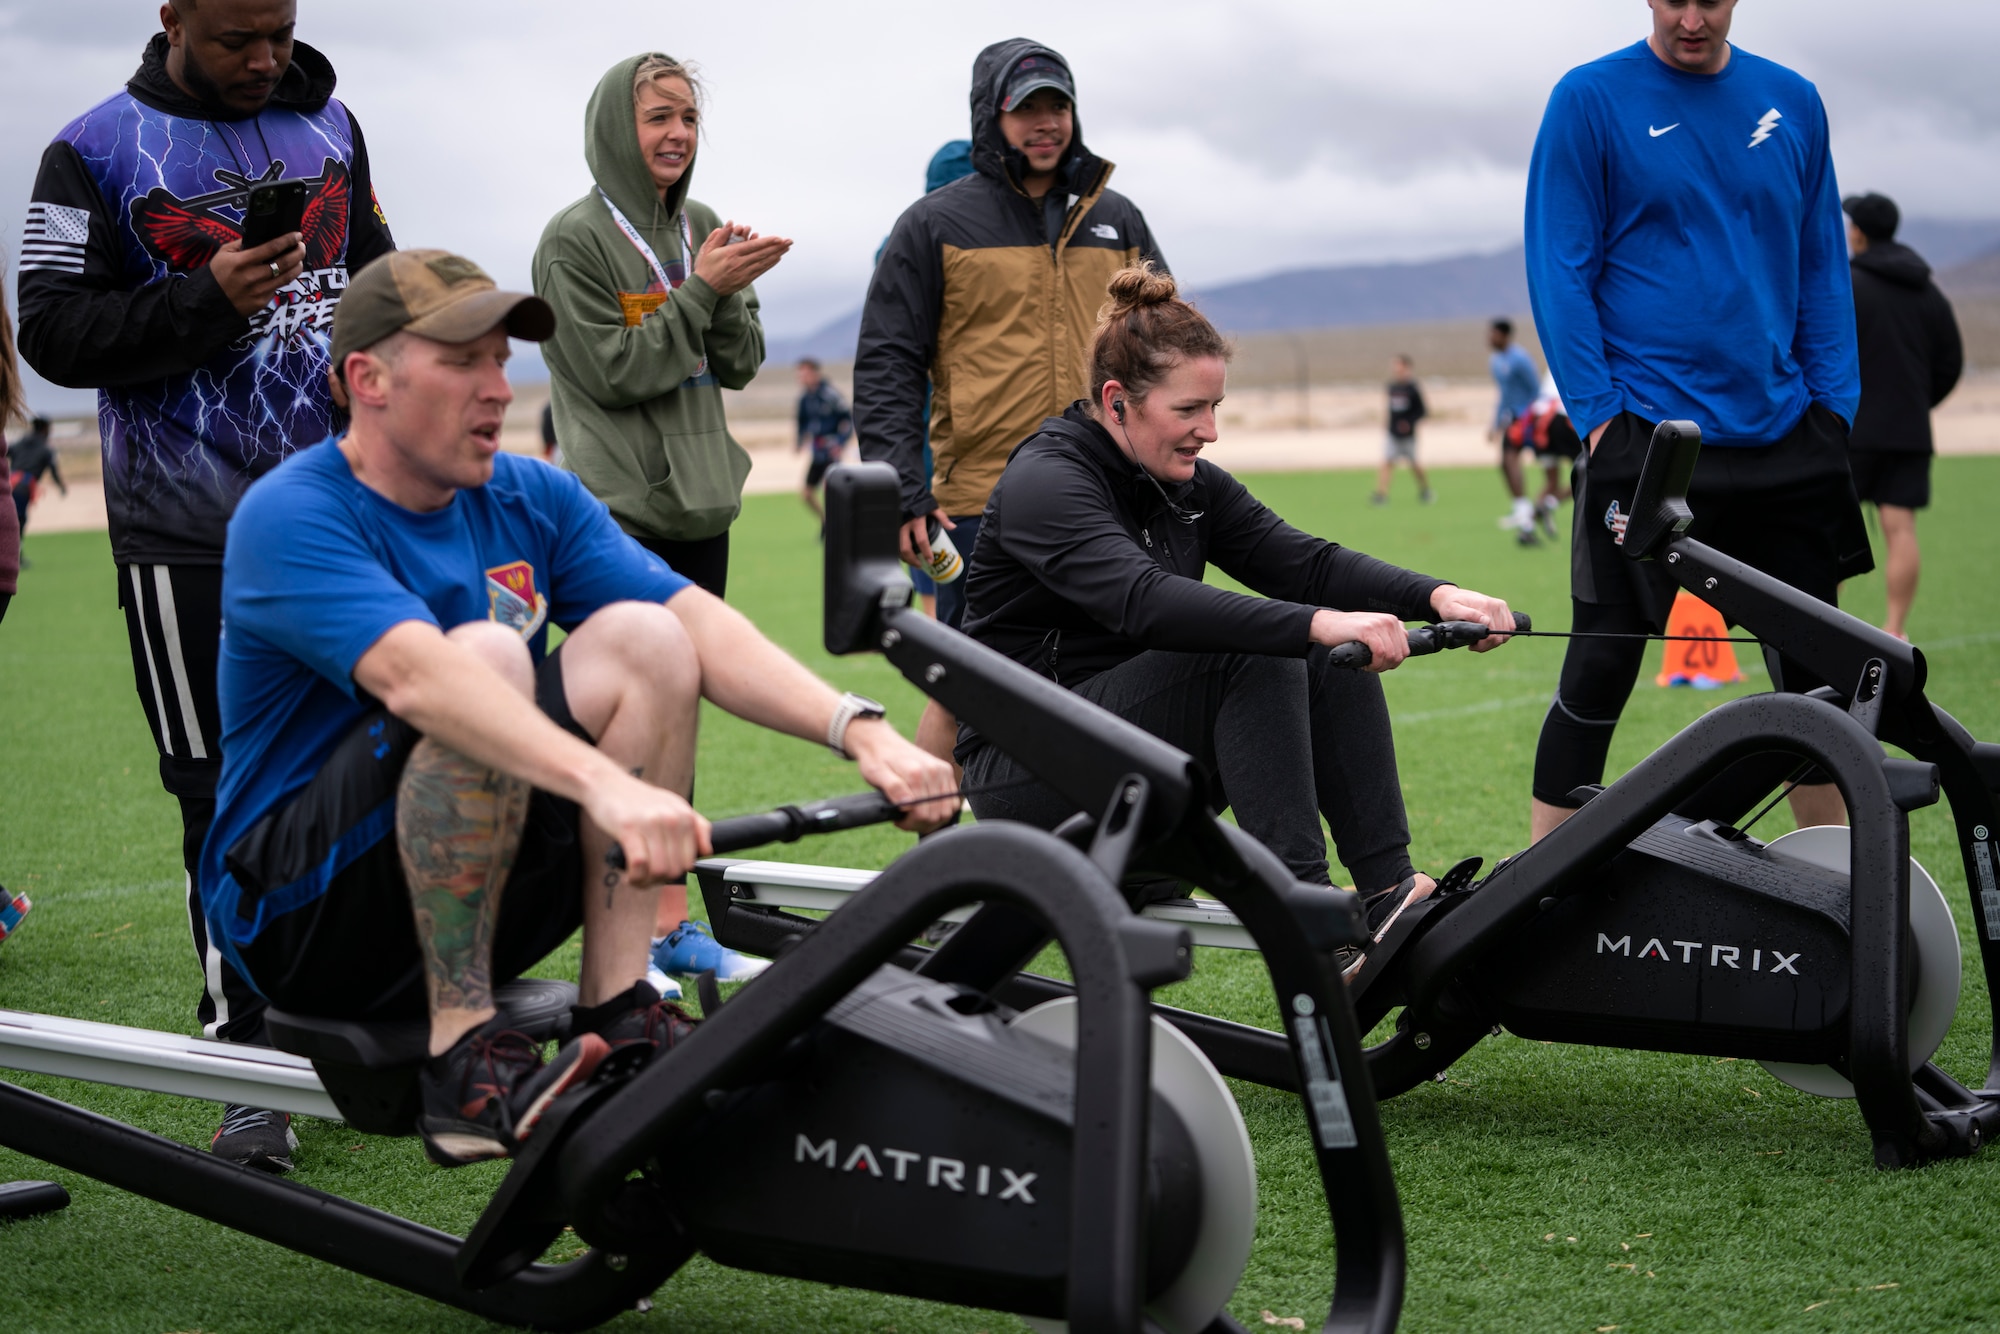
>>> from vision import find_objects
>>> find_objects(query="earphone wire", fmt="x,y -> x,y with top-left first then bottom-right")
1112,396 -> 1205,525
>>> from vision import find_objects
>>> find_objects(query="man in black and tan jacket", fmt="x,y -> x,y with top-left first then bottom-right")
857,42 -> 1166,619
856,37 -> 1167,759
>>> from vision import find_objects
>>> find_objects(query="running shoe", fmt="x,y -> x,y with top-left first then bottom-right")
651,920 -> 771,983
417,1016 -> 609,1167
1369,492 -> 1388,507
1419,489 -> 1436,505
1514,527 -> 1541,548
0,887 -> 31,944
643,963 -> 685,1002
573,980 -> 700,1077
1537,498 -> 1561,541
1338,875 -> 1436,983
211,1105 -> 298,1174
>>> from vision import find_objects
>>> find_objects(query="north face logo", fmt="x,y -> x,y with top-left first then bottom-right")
1090,223 -> 1118,240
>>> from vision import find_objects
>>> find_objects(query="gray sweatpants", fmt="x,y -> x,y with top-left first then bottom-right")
960,646 -> 1415,891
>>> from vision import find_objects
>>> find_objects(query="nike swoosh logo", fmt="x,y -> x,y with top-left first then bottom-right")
1649,123 -> 1681,137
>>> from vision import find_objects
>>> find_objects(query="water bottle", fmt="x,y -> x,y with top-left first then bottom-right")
925,517 -> 964,584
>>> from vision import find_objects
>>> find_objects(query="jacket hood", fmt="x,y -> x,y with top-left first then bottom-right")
1853,240 -> 1932,290
128,32 -> 336,122
585,54 -> 695,246
969,39 -> 1104,197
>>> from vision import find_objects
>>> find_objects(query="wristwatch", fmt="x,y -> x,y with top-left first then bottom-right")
827,692 -> 888,759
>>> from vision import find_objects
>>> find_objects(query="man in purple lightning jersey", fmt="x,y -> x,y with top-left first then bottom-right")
14,0 -> 395,1173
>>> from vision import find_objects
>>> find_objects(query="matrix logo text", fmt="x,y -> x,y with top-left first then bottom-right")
1597,934 -> 1800,976
795,1134 -> 1039,1205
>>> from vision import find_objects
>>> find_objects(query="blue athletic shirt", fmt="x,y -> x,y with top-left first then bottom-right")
200,440 -> 691,962
1490,345 -> 1542,428
1524,41 -> 1859,446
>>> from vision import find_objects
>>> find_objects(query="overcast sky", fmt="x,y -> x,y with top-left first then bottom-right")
4,0 -> 1997,357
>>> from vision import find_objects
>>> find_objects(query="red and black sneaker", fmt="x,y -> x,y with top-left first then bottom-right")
212,1105 -> 297,1174
417,1015 -> 609,1167
572,980 -> 699,1079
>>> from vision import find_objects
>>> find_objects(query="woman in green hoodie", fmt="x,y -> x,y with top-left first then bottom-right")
536,53 -> 790,989
535,52 -> 789,598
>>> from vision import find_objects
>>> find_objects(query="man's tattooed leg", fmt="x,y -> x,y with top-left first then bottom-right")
397,736 -> 532,1055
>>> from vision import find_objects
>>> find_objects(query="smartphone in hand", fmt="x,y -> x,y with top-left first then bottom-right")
241,179 -> 308,250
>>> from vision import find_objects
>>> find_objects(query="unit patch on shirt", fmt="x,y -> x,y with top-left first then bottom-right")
486,560 -> 547,639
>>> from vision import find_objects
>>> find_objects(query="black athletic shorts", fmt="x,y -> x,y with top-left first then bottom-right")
1847,450 -> 1931,510
804,448 -> 836,490
1572,403 -> 1873,632
1532,413 -> 1582,460
233,649 -> 591,1023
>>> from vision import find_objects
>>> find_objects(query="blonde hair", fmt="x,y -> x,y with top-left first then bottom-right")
0,257 -> 26,431
1086,262 -> 1231,405
632,53 -> 704,111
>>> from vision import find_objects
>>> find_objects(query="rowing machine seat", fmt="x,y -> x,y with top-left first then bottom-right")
264,978 -> 577,1135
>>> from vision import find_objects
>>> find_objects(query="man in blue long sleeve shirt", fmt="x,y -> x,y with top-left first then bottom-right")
1489,318 -> 1550,544
1524,0 -> 1870,842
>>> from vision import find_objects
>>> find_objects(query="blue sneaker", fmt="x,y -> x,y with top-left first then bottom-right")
652,920 -> 771,983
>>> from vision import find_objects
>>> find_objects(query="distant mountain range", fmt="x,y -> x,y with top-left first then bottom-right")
765,216 -> 2000,366
18,221 -> 2000,418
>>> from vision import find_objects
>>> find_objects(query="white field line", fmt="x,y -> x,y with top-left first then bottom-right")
23,878 -> 184,904
1396,691 -> 1552,725
1916,629 -> 2000,652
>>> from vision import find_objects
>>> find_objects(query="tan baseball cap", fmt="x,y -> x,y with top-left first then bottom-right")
330,249 -> 556,373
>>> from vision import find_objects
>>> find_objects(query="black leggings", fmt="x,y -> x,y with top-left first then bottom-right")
1530,601 -> 1655,807
960,646 -> 1415,891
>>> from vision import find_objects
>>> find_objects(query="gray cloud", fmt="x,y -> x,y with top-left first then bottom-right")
3,0 -> 1996,355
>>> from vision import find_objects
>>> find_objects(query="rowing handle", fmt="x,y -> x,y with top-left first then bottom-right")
1327,610 -> 1532,669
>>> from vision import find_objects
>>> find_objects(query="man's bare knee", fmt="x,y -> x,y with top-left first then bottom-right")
446,620 -> 535,696
561,601 -> 700,733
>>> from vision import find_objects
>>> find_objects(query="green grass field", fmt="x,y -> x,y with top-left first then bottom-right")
4,458 -> 1999,1333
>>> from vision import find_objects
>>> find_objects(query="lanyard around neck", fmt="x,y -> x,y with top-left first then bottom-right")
597,187 -> 695,293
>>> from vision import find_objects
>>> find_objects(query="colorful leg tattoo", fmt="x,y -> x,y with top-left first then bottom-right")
397,738 -> 531,1019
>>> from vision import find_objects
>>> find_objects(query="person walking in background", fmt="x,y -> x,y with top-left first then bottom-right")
1841,191 -> 1963,641
9,417 -> 67,541
534,51 -> 786,989
13,0 -> 395,1172
535,52 -> 787,603
538,399 -> 560,466
794,358 -> 852,525
1488,318 -> 1545,545
856,39 -> 1168,762
1372,355 -> 1432,505
1524,0 -> 1866,844
1504,371 -> 1579,537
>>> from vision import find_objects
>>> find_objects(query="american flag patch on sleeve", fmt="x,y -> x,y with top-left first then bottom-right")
21,201 -> 91,273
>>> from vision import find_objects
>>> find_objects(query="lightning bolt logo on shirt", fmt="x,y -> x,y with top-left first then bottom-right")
1748,108 -> 1782,148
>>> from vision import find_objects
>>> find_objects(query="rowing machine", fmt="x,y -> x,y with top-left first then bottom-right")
703,422 -> 2000,1170
1346,420 -> 2000,1168
0,463 -> 1409,1333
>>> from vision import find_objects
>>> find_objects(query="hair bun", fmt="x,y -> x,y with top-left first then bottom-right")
1103,262 -> 1179,312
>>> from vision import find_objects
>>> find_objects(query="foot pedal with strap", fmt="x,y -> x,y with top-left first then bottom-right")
264,978 -> 579,1135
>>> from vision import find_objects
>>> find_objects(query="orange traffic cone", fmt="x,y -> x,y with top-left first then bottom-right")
1654,590 -> 1746,689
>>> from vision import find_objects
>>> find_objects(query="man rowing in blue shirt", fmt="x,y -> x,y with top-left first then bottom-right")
1523,0 -> 1868,844
200,249 -> 955,1168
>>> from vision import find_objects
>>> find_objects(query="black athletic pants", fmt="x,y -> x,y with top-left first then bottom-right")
960,646 -> 1416,891
117,563 -> 267,1045
633,530 -> 728,599
1531,406 -> 1872,807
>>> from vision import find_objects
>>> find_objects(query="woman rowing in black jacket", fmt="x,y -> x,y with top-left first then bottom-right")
957,264 -> 1517,965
